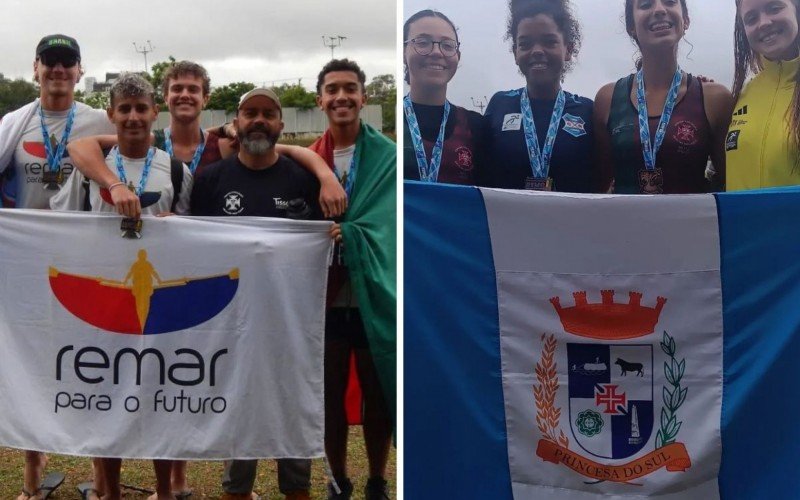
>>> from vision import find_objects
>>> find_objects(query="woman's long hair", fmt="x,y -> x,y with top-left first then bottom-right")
733,0 -> 800,168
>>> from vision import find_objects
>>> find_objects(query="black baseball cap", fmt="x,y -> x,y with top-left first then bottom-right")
35,34 -> 81,60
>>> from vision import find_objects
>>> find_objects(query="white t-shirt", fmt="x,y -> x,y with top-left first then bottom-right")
3,102 -> 114,209
333,144 -> 356,189
50,148 -> 193,215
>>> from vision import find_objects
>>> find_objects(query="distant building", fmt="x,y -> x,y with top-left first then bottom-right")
85,72 -> 146,95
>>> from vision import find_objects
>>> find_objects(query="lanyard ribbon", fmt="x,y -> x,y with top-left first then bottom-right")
520,88 -> 565,180
164,128 -> 206,174
636,67 -> 682,171
404,94 -> 450,183
39,103 -> 76,173
113,146 -> 155,197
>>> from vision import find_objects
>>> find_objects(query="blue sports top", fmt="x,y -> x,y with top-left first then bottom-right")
483,89 -> 595,192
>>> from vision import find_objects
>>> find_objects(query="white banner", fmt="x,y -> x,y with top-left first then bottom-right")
0,209 -> 332,460
482,189 -> 723,500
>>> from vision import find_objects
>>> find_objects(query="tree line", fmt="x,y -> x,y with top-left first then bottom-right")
1,56 -> 396,132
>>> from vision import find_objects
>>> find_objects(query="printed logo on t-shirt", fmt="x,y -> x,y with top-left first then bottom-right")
223,191 -> 244,215
733,105 -> 748,116
673,121 -> 699,146
502,114 -> 522,131
562,114 -> 587,138
273,198 -> 289,210
455,147 -> 474,171
726,130 -> 741,151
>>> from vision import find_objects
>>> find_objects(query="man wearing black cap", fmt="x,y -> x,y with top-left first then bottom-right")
0,33 -> 116,500
0,34 -> 115,211
191,88 -> 325,500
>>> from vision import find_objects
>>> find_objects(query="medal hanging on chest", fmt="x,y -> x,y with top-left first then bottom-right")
635,68 -> 682,195
114,146 -> 155,238
39,103 -> 76,190
521,88 -> 565,191
404,95 -> 450,183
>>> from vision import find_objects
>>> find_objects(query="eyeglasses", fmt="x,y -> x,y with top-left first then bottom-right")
39,52 -> 79,68
404,38 -> 460,57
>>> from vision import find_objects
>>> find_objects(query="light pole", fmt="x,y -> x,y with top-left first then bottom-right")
471,96 -> 489,114
322,35 -> 347,60
133,40 -> 155,72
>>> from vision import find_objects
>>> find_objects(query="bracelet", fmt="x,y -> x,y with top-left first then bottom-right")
107,181 -> 125,191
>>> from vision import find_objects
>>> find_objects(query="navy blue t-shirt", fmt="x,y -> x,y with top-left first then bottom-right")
483,89 -> 594,192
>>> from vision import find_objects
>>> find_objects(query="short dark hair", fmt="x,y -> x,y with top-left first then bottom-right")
161,60 -> 211,97
316,58 -> 367,95
403,9 -> 459,84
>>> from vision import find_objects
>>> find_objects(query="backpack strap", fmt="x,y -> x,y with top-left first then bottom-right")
170,158 -> 184,213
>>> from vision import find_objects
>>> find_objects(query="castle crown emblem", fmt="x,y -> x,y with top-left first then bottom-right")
549,290 -> 666,340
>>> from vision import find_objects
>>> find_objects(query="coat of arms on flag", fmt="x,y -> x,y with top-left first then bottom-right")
533,290 -> 691,485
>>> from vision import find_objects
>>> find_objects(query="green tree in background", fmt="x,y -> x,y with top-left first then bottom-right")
367,74 -> 396,132
272,83 -> 316,110
74,89 -> 110,110
207,82 -> 256,113
0,77 -> 38,118
146,56 -> 177,110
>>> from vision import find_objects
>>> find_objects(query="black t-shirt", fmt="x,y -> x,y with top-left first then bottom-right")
190,154 -> 321,219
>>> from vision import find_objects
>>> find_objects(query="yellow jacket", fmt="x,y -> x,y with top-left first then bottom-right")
726,56 -> 800,190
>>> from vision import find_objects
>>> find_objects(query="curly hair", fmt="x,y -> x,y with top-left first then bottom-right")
732,0 -> 800,170
506,0 -> 582,74
161,60 -> 211,97
109,72 -> 155,106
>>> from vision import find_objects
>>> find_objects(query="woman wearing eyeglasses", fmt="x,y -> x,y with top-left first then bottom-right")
481,0 -> 593,192
403,9 -> 485,185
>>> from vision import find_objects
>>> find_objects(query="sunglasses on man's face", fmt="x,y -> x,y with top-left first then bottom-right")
39,52 -> 79,68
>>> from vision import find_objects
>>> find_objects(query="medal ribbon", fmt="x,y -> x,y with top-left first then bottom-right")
403,94 -> 450,183
113,146 -> 155,197
334,147 -> 358,199
636,67 -> 682,171
164,127 -> 206,174
39,103 -> 76,173
520,88 -> 565,180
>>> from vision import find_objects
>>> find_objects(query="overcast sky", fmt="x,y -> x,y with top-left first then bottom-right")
0,0 -> 396,92
403,0 -> 737,111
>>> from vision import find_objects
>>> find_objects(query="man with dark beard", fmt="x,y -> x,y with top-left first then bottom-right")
190,88 -> 319,500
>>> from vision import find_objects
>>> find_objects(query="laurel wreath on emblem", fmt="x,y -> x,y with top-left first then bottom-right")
657,330 -> 687,448
534,333 -> 569,448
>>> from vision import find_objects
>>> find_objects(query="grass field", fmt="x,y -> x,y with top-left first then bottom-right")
0,427 -> 395,499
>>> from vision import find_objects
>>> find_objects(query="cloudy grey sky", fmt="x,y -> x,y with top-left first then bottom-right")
403,0 -> 737,111
0,0 -> 396,91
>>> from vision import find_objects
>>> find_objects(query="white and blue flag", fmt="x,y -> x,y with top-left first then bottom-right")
405,182 -> 800,499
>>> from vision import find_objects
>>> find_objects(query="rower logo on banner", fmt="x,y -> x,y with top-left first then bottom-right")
49,249 -> 239,335
534,290 -> 692,484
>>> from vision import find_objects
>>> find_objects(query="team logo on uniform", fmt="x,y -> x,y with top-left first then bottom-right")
224,191 -> 244,215
562,114 -> 587,138
534,290 -> 691,484
502,113 -> 522,131
726,130 -> 741,151
455,147 -> 474,171
673,121 -> 699,146
49,249 -> 239,335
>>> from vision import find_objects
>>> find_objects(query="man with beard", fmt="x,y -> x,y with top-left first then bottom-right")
309,58 -> 395,500
0,33 -> 116,500
66,61 -> 346,221
190,88 -> 321,500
